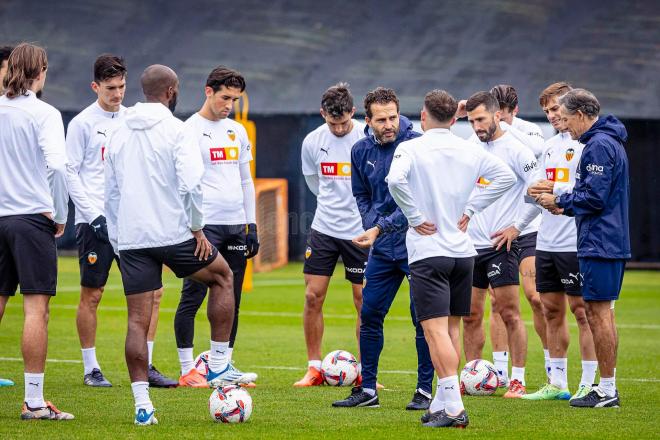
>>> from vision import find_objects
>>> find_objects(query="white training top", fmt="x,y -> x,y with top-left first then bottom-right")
105,102 -> 204,252
301,120 -> 366,240
387,128 -> 516,263
468,131 -> 544,249
510,116 -> 545,158
183,113 -> 254,225
0,91 -> 69,224
66,101 -> 125,224
536,131 -> 584,252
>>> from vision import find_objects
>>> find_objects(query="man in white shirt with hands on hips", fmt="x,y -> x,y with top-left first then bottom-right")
66,54 -> 175,389
105,65 -> 251,426
295,83 -> 370,387
0,43 -> 74,420
461,91 -> 544,398
387,90 -> 515,428
174,66 -> 258,388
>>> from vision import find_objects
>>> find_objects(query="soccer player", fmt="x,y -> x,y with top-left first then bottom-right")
462,91 -> 544,398
66,54 -> 176,388
105,65 -> 254,425
490,84 -> 549,383
174,66 -> 259,388
295,83 -> 369,387
535,88 -> 630,408
332,87 -> 434,410
0,43 -> 15,388
523,82 -> 598,401
388,89 -> 515,428
0,43 -> 74,420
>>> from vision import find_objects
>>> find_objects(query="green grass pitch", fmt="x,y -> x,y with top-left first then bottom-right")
0,258 -> 658,439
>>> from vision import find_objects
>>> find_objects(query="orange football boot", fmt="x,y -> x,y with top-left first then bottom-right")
178,369 -> 208,388
503,379 -> 526,398
293,367 -> 324,387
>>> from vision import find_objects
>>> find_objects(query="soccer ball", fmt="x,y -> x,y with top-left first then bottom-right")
195,350 -> 210,377
321,350 -> 359,386
209,385 -> 253,423
460,359 -> 499,396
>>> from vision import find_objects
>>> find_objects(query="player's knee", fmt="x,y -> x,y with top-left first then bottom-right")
572,306 -> 589,328
81,289 -> 102,309
499,307 -> 520,326
304,288 -> 325,310
542,302 -> 562,323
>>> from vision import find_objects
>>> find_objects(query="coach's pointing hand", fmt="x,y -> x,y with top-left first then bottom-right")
414,221 -> 437,235
352,226 -> 380,249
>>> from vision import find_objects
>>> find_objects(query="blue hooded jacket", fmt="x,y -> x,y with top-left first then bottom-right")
351,115 -> 420,261
558,115 -> 631,259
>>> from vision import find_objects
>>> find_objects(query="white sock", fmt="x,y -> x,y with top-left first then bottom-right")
580,360 -> 598,387
430,381 -> 445,413
308,360 -> 322,371
543,349 -> 551,381
81,347 -> 100,375
493,351 -> 509,382
599,376 -> 616,397
208,340 -> 229,373
439,376 -> 464,416
511,366 -> 526,386
227,347 -> 234,362
363,387 -> 376,396
24,373 -> 45,408
549,358 -> 568,389
147,341 -> 154,366
131,381 -> 153,412
178,347 -> 195,375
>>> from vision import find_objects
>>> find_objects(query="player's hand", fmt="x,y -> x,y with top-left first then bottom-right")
455,100 -> 467,119
549,206 -> 564,215
413,221 -> 437,235
192,229 -> 212,261
457,214 -> 470,232
352,226 -> 380,249
54,223 -> 66,238
90,215 -> 110,244
491,225 -> 520,252
245,223 -> 260,259
536,193 -> 558,210
527,179 -> 554,197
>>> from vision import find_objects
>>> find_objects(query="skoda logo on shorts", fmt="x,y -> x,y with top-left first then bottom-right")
87,252 -> 98,265
305,247 -> 312,259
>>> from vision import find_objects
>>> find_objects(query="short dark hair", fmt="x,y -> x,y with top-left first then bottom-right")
558,88 -> 600,118
424,89 -> 457,123
490,84 -> 518,111
321,82 -> 353,118
465,91 -> 500,114
93,54 -> 126,83
0,46 -> 14,63
206,66 -> 245,93
539,82 -> 572,107
364,87 -> 399,118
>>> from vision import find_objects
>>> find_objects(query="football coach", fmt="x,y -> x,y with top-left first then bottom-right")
534,88 -> 630,409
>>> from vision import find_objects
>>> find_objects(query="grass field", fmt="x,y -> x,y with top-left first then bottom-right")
0,258 -> 658,439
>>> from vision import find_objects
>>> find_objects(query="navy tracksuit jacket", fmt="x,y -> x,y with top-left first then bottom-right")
351,116 -> 433,393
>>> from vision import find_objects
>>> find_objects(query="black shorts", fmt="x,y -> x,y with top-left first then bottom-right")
76,223 -> 119,288
536,250 -> 582,295
514,232 -> 537,263
473,246 -> 519,289
303,229 -> 369,284
119,238 -> 217,295
409,256 -> 474,320
0,214 -> 58,296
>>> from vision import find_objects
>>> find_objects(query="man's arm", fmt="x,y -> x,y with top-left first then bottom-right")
386,147 -> 424,227
512,147 -> 544,232
174,129 -> 205,232
65,119 -> 102,223
351,148 -> 379,230
104,150 -> 120,254
39,110 -> 69,227
304,174 -> 320,196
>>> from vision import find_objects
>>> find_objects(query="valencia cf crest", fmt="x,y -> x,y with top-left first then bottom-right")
565,148 -> 575,161
227,129 -> 236,141
87,252 -> 98,265
305,247 -> 312,259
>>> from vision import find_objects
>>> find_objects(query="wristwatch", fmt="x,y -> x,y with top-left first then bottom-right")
375,224 -> 384,233
554,195 -> 561,206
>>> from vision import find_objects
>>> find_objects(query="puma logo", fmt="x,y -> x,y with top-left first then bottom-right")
556,367 -> 566,372
569,272 -> 579,280
29,382 -> 39,387
444,386 -> 454,390
320,147 -> 329,155
215,350 -> 225,355
492,263 -> 502,271
203,132 -> 212,140
367,160 -> 376,169
488,262 -> 502,279
97,130 -> 107,137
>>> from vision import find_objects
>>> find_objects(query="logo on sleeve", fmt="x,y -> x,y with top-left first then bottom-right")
586,163 -> 604,175
523,160 -> 538,173
476,176 -> 491,187
565,148 -> 575,161
210,147 -> 239,162
546,167 -> 569,182
227,129 -> 236,141
321,162 -> 351,178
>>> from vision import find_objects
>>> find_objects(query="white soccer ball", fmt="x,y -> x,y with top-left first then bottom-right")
195,350 -> 210,377
321,350 -> 359,386
460,359 -> 499,396
209,385 -> 253,423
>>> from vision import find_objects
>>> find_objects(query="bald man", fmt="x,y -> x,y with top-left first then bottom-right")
105,65 -> 253,426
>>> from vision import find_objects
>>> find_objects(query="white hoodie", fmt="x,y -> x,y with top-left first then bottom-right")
105,102 -> 204,252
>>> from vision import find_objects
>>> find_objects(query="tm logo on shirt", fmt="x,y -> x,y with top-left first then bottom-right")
210,147 -> 239,162
321,162 -> 351,177
546,167 -> 569,182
